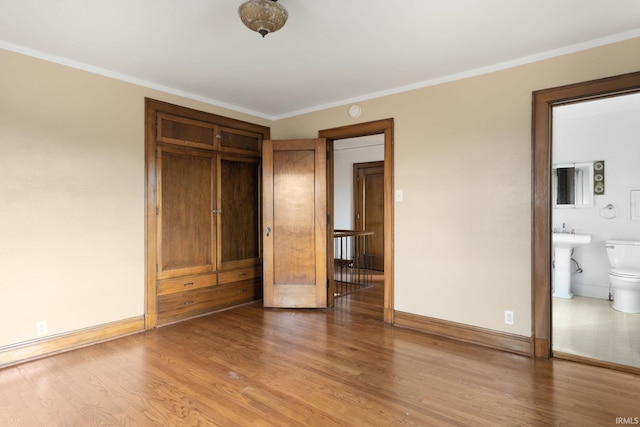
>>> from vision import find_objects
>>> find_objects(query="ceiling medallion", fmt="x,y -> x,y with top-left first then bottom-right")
238,0 -> 288,38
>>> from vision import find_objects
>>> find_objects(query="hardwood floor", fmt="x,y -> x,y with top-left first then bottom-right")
1,283 -> 639,426
334,270 -> 384,320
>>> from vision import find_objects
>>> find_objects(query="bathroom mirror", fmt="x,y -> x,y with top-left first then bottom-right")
552,162 -> 594,208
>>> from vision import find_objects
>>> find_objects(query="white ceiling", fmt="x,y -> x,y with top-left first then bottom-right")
1,1 -> 639,120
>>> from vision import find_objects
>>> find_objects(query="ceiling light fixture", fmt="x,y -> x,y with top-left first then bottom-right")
238,0 -> 288,38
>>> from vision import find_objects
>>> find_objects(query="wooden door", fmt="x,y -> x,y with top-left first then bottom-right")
218,155 -> 261,271
263,139 -> 327,308
156,145 -> 216,280
354,162 -> 384,271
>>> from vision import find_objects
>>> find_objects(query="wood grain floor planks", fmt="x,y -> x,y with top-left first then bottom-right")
1,278 -> 639,426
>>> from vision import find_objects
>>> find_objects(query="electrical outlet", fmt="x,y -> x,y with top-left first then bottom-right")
504,310 -> 514,325
36,320 -> 48,336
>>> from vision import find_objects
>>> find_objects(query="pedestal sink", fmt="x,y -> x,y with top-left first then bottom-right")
552,233 -> 591,299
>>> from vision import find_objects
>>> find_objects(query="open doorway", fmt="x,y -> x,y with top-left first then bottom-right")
319,119 -> 395,323
532,71 -> 640,374
333,137 -> 385,319
551,93 -> 640,369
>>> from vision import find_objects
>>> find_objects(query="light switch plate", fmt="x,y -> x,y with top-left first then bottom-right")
395,189 -> 403,202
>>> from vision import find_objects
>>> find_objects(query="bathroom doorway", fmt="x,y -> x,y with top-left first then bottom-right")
551,92 -> 640,369
532,71 -> 640,374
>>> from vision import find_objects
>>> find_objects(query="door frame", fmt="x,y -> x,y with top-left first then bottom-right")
319,118 -> 395,323
531,72 -> 640,358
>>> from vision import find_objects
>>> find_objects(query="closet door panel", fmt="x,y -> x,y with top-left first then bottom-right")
219,156 -> 260,270
157,146 -> 216,279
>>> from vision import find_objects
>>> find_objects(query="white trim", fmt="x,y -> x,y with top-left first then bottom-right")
275,30 -> 640,120
0,41 -> 273,121
3,28 -> 640,121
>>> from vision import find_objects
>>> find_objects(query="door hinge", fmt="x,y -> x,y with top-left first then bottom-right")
156,207 -> 159,215
156,264 -> 158,272
327,279 -> 330,289
327,214 -> 330,224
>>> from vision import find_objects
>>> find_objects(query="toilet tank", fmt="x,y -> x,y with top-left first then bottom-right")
606,240 -> 640,268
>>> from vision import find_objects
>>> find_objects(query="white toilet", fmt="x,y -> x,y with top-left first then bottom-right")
605,240 -> 640,313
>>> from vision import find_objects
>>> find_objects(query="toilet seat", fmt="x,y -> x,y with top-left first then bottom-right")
609,268 -> 640,279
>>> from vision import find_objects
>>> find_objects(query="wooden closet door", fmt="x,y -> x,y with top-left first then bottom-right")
157,146 -> 216,279
218,155 -> 261,270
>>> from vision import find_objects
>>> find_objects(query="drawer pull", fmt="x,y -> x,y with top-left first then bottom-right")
183,282 -> 194,287
183,300 -> 194,306
239,273 -> 247,277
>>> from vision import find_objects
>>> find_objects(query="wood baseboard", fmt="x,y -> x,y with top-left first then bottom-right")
553,351 -> 640,375
534,337 -> 551,358
394,311 -> 532,356
0,316 -> 145,368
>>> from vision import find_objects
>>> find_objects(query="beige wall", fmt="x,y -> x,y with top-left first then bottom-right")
0,49 -> 269,347
273,37 -> 640,336
1,38 -> 638,348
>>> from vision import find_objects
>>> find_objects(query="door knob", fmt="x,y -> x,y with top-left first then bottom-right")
264,227 -> 271,237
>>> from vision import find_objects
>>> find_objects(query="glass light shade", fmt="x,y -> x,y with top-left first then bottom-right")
238,0 -> 288,37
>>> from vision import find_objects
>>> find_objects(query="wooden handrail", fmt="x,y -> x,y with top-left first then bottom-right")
334,229 -> 374,237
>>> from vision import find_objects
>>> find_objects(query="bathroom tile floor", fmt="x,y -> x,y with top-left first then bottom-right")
553,296 -> 640,368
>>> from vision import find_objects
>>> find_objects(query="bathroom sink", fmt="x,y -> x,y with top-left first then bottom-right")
552,233 -> 592,248
552,233 -> 591,299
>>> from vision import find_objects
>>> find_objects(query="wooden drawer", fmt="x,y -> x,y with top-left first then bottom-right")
218,266 -> 261,285
157,273 -> 217,296
157,279 -> 262,325
217,279 -> 262,306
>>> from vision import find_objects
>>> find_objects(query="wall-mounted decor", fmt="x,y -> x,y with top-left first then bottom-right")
593,160 -> 605,195
552,162 -> 594,208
